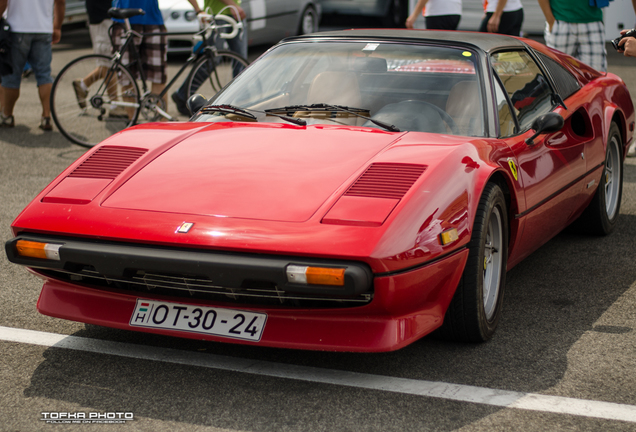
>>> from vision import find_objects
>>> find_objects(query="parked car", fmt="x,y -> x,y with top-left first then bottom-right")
6,30 -> 633,352
160,0 -> 322,53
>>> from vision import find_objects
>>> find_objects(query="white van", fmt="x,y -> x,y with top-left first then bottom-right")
64,0 -> 88,25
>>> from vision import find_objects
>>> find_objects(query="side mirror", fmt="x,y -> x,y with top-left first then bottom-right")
525,112 -> 564,146
186,94 -> 208,116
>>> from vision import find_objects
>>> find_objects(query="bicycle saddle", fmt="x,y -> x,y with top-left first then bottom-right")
107,8 -> 146,20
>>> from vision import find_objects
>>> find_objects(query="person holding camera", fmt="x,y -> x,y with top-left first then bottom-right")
617,1 -> 636,57
616,29 -> 636,57
618,0 -> 636,156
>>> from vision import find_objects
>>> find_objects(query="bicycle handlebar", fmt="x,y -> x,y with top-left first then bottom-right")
198,12 -> 243,40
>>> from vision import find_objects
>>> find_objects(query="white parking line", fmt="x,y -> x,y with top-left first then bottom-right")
2,325 -> 636,423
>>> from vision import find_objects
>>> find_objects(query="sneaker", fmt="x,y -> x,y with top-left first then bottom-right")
0,113 -> 14,128
628,141 -> 636,158
108,106 -> 129,119
171,91 -> 190,116
39,116 -> 53,131
72,79 -> 88,109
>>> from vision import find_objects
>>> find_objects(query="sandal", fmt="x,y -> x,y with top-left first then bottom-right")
40,116 -> 53,131
1,113 -> 14,128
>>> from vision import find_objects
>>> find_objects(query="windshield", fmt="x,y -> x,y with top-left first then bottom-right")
193,41 -> 484,136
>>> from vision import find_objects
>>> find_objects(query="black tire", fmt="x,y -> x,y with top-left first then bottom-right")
574,122 -> 623,235
298,5 -> 318,35
185,50 -> 249,100
435,183 -> 509,342
50,54 -> 140,148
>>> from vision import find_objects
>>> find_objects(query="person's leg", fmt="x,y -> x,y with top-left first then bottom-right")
77,20 -> 116,97
225,20 -> 248,76
2,86 -> 19,117
509,9 -> 524,36
496,9 -> 524,36
173,35 -> 212,106
152,82 -> 166,103
27,32 -> 54,126
478,13 -> 492,33
141,25 -> 168,114
2,32 -> 29,122
174,32 -> 216,103
577,21 -> 607,72
426,15 -> 461,31
88,20 -> 114,81
546,20 -> 578,58
82,66 -> 106,87
38,82 -> 52,118
75,68 -> 124,117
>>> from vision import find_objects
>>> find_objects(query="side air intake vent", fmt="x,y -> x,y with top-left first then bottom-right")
345,163 -> 427,199
68,146 -> 148,179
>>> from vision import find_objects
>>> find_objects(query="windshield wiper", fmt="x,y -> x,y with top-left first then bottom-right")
266,104 -> 400,132
200,104 -> 257,120
201,104 -> 305,126
262,111 -> 306,126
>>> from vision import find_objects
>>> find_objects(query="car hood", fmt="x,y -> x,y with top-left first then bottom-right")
102,123 -> 406,222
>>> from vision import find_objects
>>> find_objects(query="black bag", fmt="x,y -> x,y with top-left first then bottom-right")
0,17 -> 13,76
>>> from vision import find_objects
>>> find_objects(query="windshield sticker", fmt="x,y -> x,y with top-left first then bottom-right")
462,51 -> 472,57
362,43 -> 380,52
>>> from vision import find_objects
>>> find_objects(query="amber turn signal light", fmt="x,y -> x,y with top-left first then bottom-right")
15,240 -> 62,260
439,228 -> 459,246
286,265 -> 346,286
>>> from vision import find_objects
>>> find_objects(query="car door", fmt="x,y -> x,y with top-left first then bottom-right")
244,0 -> 293,46
490,50 -> 588,253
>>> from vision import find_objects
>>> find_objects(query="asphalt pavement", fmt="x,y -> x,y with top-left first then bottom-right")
1,25 -> 636,431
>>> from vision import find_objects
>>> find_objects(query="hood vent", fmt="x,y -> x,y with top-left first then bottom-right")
68,146 -> 148,179
345,163 -> 427,199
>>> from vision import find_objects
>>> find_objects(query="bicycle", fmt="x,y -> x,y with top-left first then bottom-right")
50,7 -> 249,148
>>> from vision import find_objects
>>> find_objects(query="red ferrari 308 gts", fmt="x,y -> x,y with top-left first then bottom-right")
5,29 -> 634,352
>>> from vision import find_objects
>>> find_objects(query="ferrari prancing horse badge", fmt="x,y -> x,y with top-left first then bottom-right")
507,158 -> 518,182
176,222 -> 194,233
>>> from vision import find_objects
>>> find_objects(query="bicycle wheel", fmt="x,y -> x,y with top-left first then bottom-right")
50,54 -> 141,148
185,50 -> 249,100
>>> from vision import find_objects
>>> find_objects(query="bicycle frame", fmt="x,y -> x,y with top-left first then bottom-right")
100,13 -> 242,121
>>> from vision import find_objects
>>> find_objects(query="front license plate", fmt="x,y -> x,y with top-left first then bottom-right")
130,299 -> 267,342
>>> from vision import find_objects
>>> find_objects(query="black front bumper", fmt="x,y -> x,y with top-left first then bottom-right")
6,234 -> 374,304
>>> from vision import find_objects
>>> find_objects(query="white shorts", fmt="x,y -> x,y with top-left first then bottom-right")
89,19 -> 113,60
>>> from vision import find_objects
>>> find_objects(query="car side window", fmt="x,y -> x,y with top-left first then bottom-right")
493,75 -> 517,138
490,51 -> 554,132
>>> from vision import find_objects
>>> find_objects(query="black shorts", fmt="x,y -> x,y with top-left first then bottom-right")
479,8 -> 524,36
425,15 -> 461,31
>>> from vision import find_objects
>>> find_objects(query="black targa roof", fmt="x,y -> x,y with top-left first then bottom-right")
286,29 -> 528,53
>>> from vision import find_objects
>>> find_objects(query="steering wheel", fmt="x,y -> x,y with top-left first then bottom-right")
408,100 -> 459,135
367,100 -> 459,134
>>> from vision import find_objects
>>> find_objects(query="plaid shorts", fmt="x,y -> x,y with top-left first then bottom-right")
112,24 -> 167,84
544,20 -> 606,72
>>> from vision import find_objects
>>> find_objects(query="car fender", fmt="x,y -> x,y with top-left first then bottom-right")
370,141 -> 519,273
603,104 -> 632,157
600,74 -> 635,154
